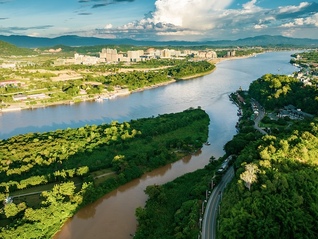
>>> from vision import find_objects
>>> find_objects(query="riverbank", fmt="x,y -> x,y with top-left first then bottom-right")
0,55 -> 258,114
0,68 -> 212,113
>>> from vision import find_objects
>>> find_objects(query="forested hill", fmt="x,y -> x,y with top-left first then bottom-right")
0,34 -> 318,48
0,41 -> 34,56
218,74 -> 318,239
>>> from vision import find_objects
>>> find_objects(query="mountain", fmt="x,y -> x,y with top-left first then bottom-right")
0,34 -> 318,48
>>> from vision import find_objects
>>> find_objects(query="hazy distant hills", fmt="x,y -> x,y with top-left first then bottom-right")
0,34 -> 318,48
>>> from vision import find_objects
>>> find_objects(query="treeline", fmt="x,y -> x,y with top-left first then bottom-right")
101,60 -> 215,90
218,74 -> 318,238
216,48 -> 263,58
249,73 -> 318,114
291,51 -> 318,65
0,107 -> 210,238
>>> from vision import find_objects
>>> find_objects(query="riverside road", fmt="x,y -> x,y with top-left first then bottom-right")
202,166 -> 235,239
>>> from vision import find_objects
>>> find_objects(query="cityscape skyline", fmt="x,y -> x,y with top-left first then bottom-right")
0,0 -> 318,41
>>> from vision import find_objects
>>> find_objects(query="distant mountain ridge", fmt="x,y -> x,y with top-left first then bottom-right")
0,34 -> 318,48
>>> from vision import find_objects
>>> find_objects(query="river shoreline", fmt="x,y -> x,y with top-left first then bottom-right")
0,55 -> 258,114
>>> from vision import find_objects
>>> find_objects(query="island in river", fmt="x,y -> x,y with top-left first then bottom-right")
0,107 -> 210,238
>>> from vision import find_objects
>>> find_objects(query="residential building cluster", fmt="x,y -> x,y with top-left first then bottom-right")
292,53 -> 318,86
277,104 -> 314,120
53,48 -> 218,66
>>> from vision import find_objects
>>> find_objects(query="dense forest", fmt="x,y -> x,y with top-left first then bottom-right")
248,73 -> 318,114
0,107 -> 210,238
218,73 -> 318,238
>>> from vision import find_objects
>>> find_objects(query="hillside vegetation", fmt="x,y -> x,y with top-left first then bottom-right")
0,41 -> 34,56
219,74 -> 318,239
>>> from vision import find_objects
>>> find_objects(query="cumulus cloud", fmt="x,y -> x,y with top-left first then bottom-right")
282,13 -> 318,28
136,0 -> 269,39
91,0 -> 318,40
278,2 -> 310,14
152,0 -> 233,29
110,0 -> 234,39
254,24 -> 267,29
242,0 -> 262,12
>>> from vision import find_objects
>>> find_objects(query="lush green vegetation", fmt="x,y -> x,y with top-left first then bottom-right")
0,41 -> 34,56
0,107 -> 209,238
134,159 -> 222,239
219,121 -> 318,238
291,51 -> 318,64
218,74 -> 318,239
249,73 -> 318,114
290,50 -> 318,79
0,59 -> 214,106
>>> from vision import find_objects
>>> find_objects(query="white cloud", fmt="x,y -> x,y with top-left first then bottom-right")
281,13 -> 318,28
278,2 -> 310,14
90,0 -> 318,40
104,23 -> 113,29
281,29 -> 296,37
242,0 -> 261,12
151,0 -> 233,30
304,13 -> 318,27
254,24 -> 267,29
157,30 -> 203,36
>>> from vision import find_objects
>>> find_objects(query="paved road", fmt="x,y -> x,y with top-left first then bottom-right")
252,100 -> 267,135
202,166 -> 235,239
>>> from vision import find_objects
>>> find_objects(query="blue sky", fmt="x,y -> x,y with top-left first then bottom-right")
0,0 -> 317,41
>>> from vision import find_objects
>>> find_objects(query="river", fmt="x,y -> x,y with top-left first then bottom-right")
0,51 -> 298,239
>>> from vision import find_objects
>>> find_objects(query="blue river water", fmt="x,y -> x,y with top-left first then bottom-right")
1,51 -> 298,144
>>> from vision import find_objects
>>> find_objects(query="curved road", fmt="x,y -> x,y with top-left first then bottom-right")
202,166 -> 235,239
252,100 -> 267,135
